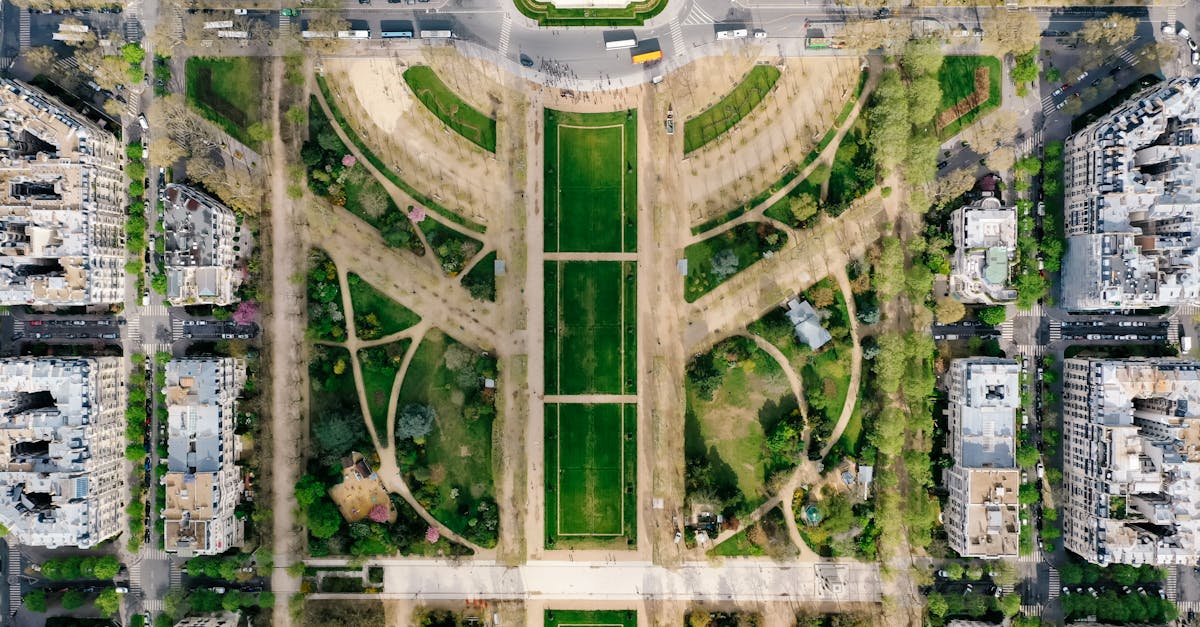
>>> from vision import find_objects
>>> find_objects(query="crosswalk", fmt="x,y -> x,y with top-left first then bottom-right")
1048,320 -> 1062,342
1167,567 -> 1178,600
141,304 -> 168,319
1019,129 -> 1043,158
1000,321 -> 1014,342
681,3 -> 715,26
278,11 -> 292,32
144,599 -> 164,613
7,544 -> 20,612
1168,8 -> 1177,26
124,5 -> 142,43
497,14 -> 512,58
669,19 -> 686,56
1167,319 -> 1180,344
1020,604 -> 1042,617
170,7 -> 184,42
1048,567 -> 1060,600
18,9 -> 30,52
1117,48 -> 1137,67
169,563 -> 182,589
129,558 -> 143,596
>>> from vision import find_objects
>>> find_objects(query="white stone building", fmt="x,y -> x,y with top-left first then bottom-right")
1061,358 -> 1200,565
162,358 -> 247,556
0,79 -> 126,305
162,184 -> 241,306
949,197 -> 1018,304
943,357 -> 1021,559
0,357 -> 125,548
1061,77 -> 1200,310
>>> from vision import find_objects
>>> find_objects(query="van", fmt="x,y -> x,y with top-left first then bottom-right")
138,114 -> 149,131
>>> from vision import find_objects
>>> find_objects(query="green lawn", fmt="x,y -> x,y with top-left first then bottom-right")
418,219 -> 483,276
397,329 -> 498,547
937,55 -> 1002,139
706,505 -> 795,558
347,273 -> 420,340
185,57 -> 264,148
462,251 -> 497,302
544,109 -> 637,253
514,0 -> 666,26
544,610 -> 637,627
685,345 -> 795,507
684,223 -> 787,302
358,341 -> 411,440
403,66 -> 497,153
824,117 -> 876,214
544,261 -> 635,396
545,403 -> 636,547
684,65 -> 781,154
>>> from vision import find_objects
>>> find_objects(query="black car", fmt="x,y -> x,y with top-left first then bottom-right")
937,160 -> 949,170
520,54 -> 534,68
241,586 -> 263,593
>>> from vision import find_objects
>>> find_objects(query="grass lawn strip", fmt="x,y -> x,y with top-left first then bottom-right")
544,610 -> 636,627
513,0 -> 666,26
347,273 -> 420,339
403,66 -> 497,153
546,261 -> 634,396
315,75 -> 487,234
683,65 -> 782,154
184,57 -> 263,148
544,109 -> 637,254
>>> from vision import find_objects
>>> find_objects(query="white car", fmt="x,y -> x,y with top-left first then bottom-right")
1077,71 -> 1089,82
1190,39 -> 1198,52
1163,24 -> 1176,36
1053,87 -> 1063,97
233,8 -> 247,14
1194,51 -> 1200,65
1056,100 -> 1066,110
1180,27 -> 1192,39
752,29 -> 766,39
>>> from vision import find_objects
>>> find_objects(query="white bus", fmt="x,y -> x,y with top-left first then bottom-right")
203,20 -> 235,30
420,30 -> 453,39
217,30 -> 249,38
301,30 -> 334,39
336,30 -> 371,39
605,37 -> 637,50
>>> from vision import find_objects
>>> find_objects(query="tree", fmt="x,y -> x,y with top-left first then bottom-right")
95,588 -> 122,617
121,42 -> 145,65
1015,444 -> 1039,468
968,110 -> 1019,152
710,249 -> 740,279
294,474 -> 327,508
92,555 -> 121,580
247,122 -> 272,145
1011,48 -> 1039,86
396,403 -> 435,441
125,444 -> 147,460
901,38 -> 944,77
929,168 -> 976,208
906,75 -> 942,126
24,589 -> 46,613
982,11 -> 1040,56
926,592 -> 948,618
978,305 -> 1007,326
935,297 -> 965,323
787,194 -> 818,227
998,593 -> 1021,617
868,70 -> 911,171
307,499 -> 343,539
986,146 -> 1016,173
1081,14 -> 1137,46
312,411 -> 364,464
1019,483 -> 1039,505
285,104 -> 307,128
943,562 -> 965,580
61,590 -> 85,610
840,19 -> 894,50
22,46 -> 56,75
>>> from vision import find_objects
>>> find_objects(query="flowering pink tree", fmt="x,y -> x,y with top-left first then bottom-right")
341,154 -> 357,167
368,504 -> 388,523
425,525 -> 440,543
408,206 -> 427,222
232,301 -> 259,326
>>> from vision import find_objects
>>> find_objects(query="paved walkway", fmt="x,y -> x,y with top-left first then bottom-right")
302,558 -> 882,603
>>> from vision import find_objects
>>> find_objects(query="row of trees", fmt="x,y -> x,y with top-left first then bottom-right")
24,587 -> 122,616
37,554 -> 121,581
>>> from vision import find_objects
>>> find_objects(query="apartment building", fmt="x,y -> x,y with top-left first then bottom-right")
943,357 -> 1021,559
1061,76 -> 1200,310
1061,358 -> 1200,565
162,184 -> 241,306
163,358 -> 247,556
0,357 -> 125,548
0,79 -> 126,305
949,196 -> 1018,304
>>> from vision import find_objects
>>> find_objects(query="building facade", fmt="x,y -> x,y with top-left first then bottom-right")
162,184 -> 241,306
0,79 -> 126,305
1061,77 -> 1200,310
0,357 -> 125,548
162,358 -> 247,556
949,196 -> 1018,304
1062,358 -> 1200,565
943,357 -> 1021,559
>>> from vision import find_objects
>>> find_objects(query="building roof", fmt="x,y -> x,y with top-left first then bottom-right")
950,197 -> 1017,304
785,298 -> 832,349
161,184 -> 241,306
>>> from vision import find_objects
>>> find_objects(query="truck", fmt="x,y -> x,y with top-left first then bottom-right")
632,49 -> 663,64
665,106 -> 674,135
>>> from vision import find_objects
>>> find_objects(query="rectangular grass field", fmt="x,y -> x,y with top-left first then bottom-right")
544,403 -> 637,544
936,55 -> 1002,139
544,260 -> 636,396
184,57 -> 264,148
544,109 -> 637,253
544,609 -> 637,627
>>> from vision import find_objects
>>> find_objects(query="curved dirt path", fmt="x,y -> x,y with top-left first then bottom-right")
313,83 -> 490,249
818,268 -> 864,458
685,57 -> 882,246
744,333 -> 807,425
